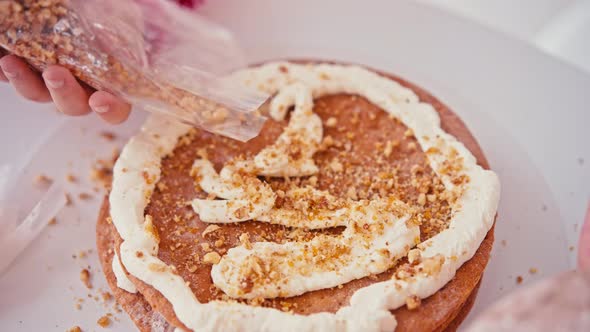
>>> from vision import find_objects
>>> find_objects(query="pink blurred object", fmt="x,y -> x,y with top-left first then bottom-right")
468,203 -> 590,332
174,0 -> 204,8
466,270 -> 590,332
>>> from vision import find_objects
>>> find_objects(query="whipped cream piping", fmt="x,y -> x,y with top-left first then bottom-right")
256,186 -> 360,229
212,200 -> 418,299
254,82 -> 323,177
112,250 -> 137,293
193,70 -> 419,300
108,62 -> 500,332
191,159 -> 276,223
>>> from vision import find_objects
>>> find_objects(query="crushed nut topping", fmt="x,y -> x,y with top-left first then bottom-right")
203,252 -> 221,265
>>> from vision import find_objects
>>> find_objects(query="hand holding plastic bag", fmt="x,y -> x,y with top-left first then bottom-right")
0,0 -> 268,141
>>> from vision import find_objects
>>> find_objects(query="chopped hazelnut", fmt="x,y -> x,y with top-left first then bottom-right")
329,159 -> 344,172
78,192 -> 92,200
346,187 -> 358,200
201,243 -> 212,252
34,174 -> 53,187
66,174 -> 77,183
203,252 -> 221,265
417,193 -> 426,206
408,249 -> 421,264
325,117 -> 338,127
97,315 -> 111,328
99,131 -> 117,141
239,233 -> 252,250
202,225 -> 220,237
80,269 -> 92,289
405,295 -> 421,310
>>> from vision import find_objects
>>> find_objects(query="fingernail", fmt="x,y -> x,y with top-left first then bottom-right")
0,66 -> 17,79
92,105 -> 110,113
44,77 -> 64,89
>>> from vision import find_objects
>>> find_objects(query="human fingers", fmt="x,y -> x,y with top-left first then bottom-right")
42,65 -> 91,116
88,90 -> 132,124
0,54 -> 51,102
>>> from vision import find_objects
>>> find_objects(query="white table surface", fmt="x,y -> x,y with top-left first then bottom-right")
0,1 -> 589,331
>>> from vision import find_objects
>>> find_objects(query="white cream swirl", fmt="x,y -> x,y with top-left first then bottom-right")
212,199 -> 418,299
191,159 -> 276,223
108,62 -> 500,332
112,250 -> 137,293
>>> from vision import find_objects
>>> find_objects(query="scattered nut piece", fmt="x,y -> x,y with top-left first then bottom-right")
407,249 -> 421,264
148,263 -> 167,272
67,326 -> 82,332
97,315 -> 111,328
346,187 -> 358,200
99,131 -> 117,141
239,233 -> 252,250
101,291 -> 113,302
384,140 -> 395,157
144,214 -> 160,243
417,193 -> 426,206
203,252 -> 221,265
405,295 -> 421,310
202,225 -> 220,237
329,159 -> 344,172
78,192 -> 93,200
325,117 -> 338,127
80,269 -> 92,289
201,243 -> 212,252
34,174 -> 53,188
65,193 -> 73,206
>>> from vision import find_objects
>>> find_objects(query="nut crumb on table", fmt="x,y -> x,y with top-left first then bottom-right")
97,315 -> 111,328
66,174 -> 78,183
65,193 -> 73,206
34,174 -> 53,187
101,291 -> 113,302
100,131 -> 117,141
67,326 -> 82,332
78,192 -> 93,200
80,269 -> 92,289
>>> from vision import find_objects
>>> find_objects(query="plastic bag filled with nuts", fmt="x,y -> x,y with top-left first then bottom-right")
0,0 -> 268,141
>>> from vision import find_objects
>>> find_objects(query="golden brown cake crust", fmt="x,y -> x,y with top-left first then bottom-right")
97,61 -> 495,332
96,199 -> 172,332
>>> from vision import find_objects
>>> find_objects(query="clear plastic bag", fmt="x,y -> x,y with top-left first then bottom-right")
0,0 -> 268,141
0,163 -> 66,275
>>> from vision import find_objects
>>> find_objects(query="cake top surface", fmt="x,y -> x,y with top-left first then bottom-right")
108,62 -> 500,332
